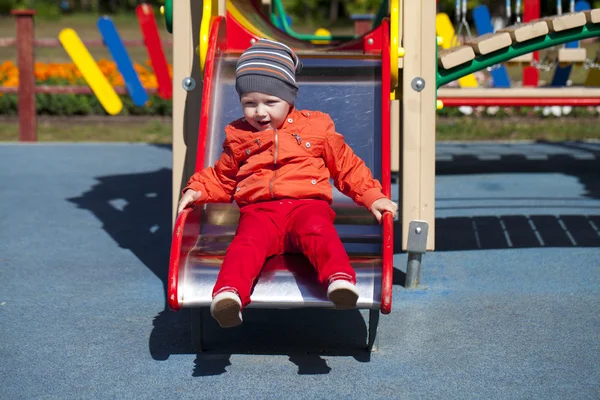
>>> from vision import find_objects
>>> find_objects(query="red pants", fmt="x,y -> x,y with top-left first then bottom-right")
212,199 -> 356,308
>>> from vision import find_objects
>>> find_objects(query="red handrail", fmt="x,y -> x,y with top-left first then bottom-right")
380,18 -> 394,315
195,16 -> 225,173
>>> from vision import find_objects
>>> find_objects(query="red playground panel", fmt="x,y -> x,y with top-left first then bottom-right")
136,4 -> 172,99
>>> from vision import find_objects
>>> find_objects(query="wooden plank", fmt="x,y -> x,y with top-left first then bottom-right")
467,32 -> 512,55
543,12 -> 587,32
558,48 -> 587,63
499,21 -> 549,43
404,1 -> 436,250
584,9 -> 600,23
435,12 -> 479,87
438,45 -> 475,70
420,0 -> 437,251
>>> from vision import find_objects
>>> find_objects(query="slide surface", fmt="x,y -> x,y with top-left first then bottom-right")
171,54 -> 390,310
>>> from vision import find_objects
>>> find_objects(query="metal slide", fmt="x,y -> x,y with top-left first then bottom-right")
180,55 -> 385,308
169,11 -> 393,350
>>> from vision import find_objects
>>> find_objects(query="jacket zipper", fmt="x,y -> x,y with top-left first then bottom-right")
269,129 -> 279,198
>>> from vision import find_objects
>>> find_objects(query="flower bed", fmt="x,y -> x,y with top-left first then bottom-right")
0,60 -> 173,116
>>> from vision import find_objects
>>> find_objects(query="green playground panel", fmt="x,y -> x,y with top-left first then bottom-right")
164,0 -> 173,34
270,0 -> 356,41
437,24 -> 600,89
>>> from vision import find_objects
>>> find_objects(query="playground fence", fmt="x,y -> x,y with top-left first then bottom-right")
1,10 -> 172,141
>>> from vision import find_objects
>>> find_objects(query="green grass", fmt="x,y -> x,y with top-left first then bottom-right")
1,115 -> 599,143
437,116 -> 600,141
0,117 -> 172,143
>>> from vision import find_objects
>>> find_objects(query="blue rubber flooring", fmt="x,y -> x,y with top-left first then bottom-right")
1,142 -> 599,399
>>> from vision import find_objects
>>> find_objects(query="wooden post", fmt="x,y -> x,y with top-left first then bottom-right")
172,0 -> 198,224
11,9 -> 37,142
401,0 -> 436,250
172,0 -> 226,224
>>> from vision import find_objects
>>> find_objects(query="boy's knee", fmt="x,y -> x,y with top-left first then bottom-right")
295,216 -> 335,237
231,234 -> 261,248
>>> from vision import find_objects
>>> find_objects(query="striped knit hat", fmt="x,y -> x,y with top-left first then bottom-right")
235,38 -> 303,105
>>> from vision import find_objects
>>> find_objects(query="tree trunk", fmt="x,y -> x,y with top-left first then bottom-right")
329,0 -> 339,23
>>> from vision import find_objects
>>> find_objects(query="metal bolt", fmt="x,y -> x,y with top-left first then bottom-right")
367,38 -> 374,45
182,77 -> 196,91
415,227 -> 422,234
250,38 -> 257,44
411,77 -> 425,92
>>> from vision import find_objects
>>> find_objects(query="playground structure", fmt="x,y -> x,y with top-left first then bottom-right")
436,0 -> 600,106
168,0 -> 434,351
168,0 -> 600,348
167,0 -> 600,351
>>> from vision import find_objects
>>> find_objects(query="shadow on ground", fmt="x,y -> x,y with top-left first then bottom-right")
67,167 -> 374,374
189,307 -> 375,376
395,141 -> 600,251
67,141 -> 599,373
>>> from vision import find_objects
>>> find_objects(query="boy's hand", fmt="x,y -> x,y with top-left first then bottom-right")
370,198 -> 398,223
177,190 -> 201,214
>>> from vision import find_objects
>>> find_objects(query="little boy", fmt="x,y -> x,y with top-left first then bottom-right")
177,38 -> 397,328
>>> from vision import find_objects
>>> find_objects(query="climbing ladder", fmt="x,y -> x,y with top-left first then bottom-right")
437,9 -> 600,88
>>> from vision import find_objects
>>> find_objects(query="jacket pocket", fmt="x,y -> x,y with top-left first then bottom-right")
231,138 -> 263,163
288,132 -> 324,169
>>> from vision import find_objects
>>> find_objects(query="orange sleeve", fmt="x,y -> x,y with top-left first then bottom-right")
321,114 -> 386,210
182,140 -> 238,203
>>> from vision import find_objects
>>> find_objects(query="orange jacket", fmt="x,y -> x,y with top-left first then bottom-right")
184,108 -> 386,209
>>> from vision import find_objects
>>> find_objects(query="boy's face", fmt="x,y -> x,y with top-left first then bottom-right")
240,92 -> 291,131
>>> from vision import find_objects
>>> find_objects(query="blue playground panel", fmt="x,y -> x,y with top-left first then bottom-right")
472,5 -> 511,88
551,1 -> 591,87
97,16 -> 149,107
